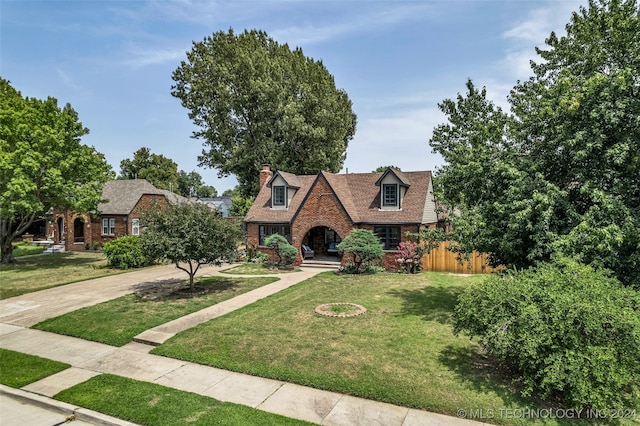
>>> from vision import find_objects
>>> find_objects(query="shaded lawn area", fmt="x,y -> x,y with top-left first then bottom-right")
0,252 -> 123,299
33,276 -> 279,346
220,263 -> 299,275
0,348 -> 70,388
152,272 -> 582,426
55,374 -> 314,426
13,241 -> 45,257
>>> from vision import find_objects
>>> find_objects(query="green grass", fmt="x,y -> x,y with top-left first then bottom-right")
0,348 -> 70,388
0,252 -> 124,299
152,272 -> 582,426
33,276 -> 279,346
54,374 -> 314,426
13,241 -> 45,257
221,262 -> 298,275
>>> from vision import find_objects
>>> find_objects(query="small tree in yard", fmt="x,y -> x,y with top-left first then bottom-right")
264,234 -> 297,268
139,202 -> 243,289
337,229 -> 384,273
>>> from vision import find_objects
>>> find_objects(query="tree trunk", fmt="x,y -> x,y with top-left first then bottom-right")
1,238 -> 15,264
1,213 -> 36,264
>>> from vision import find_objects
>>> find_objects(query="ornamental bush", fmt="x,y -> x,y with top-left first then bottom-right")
337,229 -> 384,273
264,233 -> 297,267
395,241 -> 425,273
453,258 -> 640,409
103,236 -> 150,269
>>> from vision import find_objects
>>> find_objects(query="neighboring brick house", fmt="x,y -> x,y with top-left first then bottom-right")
245,165 -> 440,269
49,179 -> 187,252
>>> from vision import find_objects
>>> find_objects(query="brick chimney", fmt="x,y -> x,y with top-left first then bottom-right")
259,164 -> 273,188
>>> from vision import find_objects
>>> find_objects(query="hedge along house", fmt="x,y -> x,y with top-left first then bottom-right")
49,179 -> 187,252
245,165 -> 440,269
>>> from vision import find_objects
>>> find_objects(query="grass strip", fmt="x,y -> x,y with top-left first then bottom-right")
33,276 -> 278,346
54,374 -> 314,426
0,348 -> 70,388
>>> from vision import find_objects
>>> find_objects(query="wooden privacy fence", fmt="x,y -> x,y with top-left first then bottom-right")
421,241 -> 501,274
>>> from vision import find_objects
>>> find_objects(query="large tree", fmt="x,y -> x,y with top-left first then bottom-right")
0,79 -> 113,264
172,29 -> 357,197
431,0 -> 640,287
118,147 -> 179,192
139,202 -> 243,289
177,170 -> 217,198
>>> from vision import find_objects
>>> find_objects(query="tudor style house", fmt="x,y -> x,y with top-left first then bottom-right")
245,165 -> 440,269
49,179 -> 187,252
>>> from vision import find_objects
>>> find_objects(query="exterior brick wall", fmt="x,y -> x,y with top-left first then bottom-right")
50,194 -> 170,251
246,173 -> 427,270
291,174 -> 354,266
356,224 -> 420,271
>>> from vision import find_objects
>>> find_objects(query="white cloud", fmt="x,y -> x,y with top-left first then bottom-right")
124,47 -> 186,69
345,106 -> 444,173
500,0 -> 585,80
271,3 -> 435,46
56,68 -> 81,91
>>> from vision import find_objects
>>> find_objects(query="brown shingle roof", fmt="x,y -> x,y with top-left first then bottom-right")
98,179 -> 187,215
246,169 -> 436,225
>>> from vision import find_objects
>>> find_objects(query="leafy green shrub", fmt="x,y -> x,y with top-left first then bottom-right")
337,229 -> 384,273
453,258 -> 640,409
103,236 -> 150,269
264,234 -> 297,267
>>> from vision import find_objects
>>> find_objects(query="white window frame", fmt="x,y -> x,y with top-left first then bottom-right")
131,218 -> 140,236
102,218 -> 115,236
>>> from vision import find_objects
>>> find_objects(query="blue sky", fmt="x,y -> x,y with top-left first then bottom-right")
1,0 -> 584,193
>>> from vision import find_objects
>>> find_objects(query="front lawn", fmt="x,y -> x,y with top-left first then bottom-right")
0,252 -> 123,299
12,241 -> 45,257
153,272 -> 577,426
33,276 -> 279,346
221,263 -> 298,275
0,348 -> 70,388
55,374 -> 313,426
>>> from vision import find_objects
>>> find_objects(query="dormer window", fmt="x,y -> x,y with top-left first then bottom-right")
382,184 -> 398,207
273,185 -> 286,206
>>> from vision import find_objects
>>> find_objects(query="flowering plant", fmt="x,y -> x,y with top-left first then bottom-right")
395,241 -> 425,273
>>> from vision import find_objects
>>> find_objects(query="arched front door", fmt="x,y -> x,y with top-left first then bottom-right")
57,217 -> 64,244
73,218 -> 84,243
303,226 -> 342,260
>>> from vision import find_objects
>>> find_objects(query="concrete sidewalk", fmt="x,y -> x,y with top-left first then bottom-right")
0,325 -> 480,426
0,264 -> 484,426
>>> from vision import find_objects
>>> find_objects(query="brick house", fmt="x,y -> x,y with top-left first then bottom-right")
245,166 -> 440,269
49,179 -> 187,252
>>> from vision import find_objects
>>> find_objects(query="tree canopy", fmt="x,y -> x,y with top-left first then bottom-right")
118,147 -> 179,192
177,170 -> 217,198
430,0 -> 640,287
0,78 -> 113,264
139,202 -> 243,288
172,29 -> 357,197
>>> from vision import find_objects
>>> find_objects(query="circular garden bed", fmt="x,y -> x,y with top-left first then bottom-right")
314,303 -> 367,318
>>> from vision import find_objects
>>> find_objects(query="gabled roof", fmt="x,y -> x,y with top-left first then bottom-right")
266,171 -> 301,189
98,179 -> 187,215
375,168 -> 411,187
245,169 -> 436,225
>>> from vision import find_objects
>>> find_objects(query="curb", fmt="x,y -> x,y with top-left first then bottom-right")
0,384 -> 139,426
